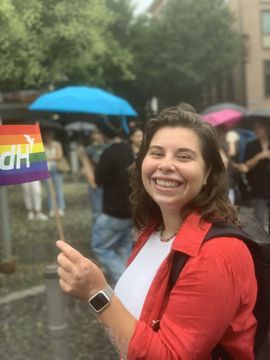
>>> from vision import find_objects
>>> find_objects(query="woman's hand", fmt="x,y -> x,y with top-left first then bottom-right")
56,240 -> 107,301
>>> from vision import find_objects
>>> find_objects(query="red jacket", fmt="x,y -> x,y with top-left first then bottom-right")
127,212 -> 257,360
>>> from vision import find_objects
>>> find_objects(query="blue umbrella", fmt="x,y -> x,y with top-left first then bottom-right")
29,86 -> 137,117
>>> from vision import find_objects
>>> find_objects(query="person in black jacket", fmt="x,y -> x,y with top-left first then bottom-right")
91,133 -> 134,285
244,120 -> 270,231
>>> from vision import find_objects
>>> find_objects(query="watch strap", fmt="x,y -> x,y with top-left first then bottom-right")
101,284 -> 114,298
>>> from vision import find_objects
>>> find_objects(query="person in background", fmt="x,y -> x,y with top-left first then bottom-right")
43,130 -> 65,217
129,127 -> 143,159
244,120 -> 270,231
91,129 -> 134,285
78,130 -> 108,222
57,105 -> 256,360
216,126 -> 241,205
21,180 -> 48,220
85,130 -> 108,221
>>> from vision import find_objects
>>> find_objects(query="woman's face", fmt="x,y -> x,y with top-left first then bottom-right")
131,130 -> 143,147
91,132 -> 104,145
141,127 -> 208,214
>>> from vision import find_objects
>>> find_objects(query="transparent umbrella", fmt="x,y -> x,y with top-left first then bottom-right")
65,121 -> 97,133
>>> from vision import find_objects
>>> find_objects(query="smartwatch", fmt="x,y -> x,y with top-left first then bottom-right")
88,284 -> 114,313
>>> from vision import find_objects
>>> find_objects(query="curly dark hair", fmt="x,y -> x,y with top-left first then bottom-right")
129,105 -> 239,231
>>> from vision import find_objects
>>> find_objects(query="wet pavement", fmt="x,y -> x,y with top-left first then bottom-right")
0,291 -> 119,360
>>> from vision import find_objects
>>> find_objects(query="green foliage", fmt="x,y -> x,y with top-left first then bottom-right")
0,0 -> 242,113
129,0 -> 241,110
0,0 -> 133,90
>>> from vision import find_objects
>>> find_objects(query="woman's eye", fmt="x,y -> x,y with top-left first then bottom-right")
149,151 -> 162,157
177,154 -> 191,161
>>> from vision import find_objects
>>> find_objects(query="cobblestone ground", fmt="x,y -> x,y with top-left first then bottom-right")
0,292 -> 118,360
0,179 -> 119,360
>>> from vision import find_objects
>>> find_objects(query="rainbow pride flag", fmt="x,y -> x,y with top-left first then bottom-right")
0,124 -> 49,185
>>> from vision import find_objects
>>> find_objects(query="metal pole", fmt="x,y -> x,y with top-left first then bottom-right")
0,186 -> 12,259
0,186 -> 12,260
44,264 -> 69,360
0,117 -> 13,262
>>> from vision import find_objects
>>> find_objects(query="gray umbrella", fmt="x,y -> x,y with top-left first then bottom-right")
246,108 -> 270,118
202,102 -> 248,115
35,119 -> 64,131
242,108 -> 270,129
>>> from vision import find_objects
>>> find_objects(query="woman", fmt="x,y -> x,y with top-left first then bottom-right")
129,127 -> 144,159
21,180 -> 48,220
57,106 -> 257,359
43,130 -> 65,217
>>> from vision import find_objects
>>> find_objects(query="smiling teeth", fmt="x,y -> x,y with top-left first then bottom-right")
155,179 -> 180,188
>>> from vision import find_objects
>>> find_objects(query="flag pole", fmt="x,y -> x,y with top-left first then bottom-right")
46,178 -> 65,241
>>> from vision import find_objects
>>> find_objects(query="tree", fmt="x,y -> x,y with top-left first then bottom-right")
129,0 -> 241,111
0,0 -> 133,90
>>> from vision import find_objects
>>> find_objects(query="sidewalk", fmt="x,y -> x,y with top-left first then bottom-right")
0,180 -> 118,359
0,287 -> 118,360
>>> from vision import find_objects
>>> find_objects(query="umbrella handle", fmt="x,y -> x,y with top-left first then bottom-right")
121,116 -> 130,135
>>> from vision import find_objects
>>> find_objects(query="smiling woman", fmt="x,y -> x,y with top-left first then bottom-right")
141,127 -> 207,224
57,105 -> 257,360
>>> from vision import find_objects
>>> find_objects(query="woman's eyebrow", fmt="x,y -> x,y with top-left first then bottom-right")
148,145 -> 163,150
177,148 -> 197,155
148,145 -> 197,156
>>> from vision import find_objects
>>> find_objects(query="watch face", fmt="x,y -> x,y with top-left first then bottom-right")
89,292 -> 109,312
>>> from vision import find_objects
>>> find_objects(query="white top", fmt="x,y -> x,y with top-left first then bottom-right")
114,232 -> 174,320
45,141 -> 58,171
225,130 -> 240,143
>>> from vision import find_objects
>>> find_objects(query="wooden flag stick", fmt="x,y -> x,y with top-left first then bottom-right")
46,178 -> 65,241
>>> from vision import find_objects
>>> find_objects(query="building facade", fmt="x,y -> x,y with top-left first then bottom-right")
149,0 -> 270,110
228,0 -> 270,110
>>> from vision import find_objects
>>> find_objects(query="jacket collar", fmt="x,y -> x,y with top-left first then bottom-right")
130,211 -> 212,265
172,211 -> 212,257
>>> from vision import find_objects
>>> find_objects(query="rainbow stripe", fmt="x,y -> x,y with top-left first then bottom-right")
0,124 -> 49,185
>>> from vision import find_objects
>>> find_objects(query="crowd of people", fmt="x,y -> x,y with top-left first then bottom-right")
21,129 -> 67,221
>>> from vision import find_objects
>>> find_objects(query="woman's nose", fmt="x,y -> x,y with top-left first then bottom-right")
157,158 -> 176,172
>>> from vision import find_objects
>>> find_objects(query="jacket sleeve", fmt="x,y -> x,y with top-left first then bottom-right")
127,239 -> 256,360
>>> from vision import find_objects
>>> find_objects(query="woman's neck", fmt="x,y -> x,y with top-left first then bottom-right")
160,210 -> 182,236
131,145 -> 140,157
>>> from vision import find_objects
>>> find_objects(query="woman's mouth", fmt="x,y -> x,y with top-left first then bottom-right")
154,178 -> 182,188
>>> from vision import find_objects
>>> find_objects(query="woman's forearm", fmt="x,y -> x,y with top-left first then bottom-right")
96,296 -> 137,359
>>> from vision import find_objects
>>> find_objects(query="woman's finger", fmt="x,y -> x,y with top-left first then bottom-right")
57,266 -> 72,285
57,252 -> 73,273
56,240 -> 83,264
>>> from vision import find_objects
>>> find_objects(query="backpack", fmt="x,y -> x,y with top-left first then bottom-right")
235,128 -> 256,162
169,214 -> 270,359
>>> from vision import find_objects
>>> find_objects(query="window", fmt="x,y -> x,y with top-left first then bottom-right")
264,60 -> 270,96
262,11 -> 270,47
